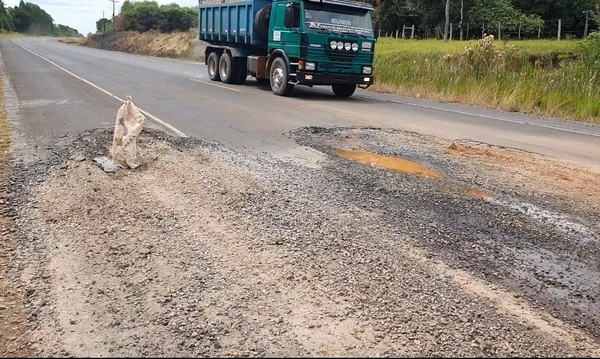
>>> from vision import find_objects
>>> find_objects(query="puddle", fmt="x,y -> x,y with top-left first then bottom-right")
494,199 -> 597,243
335,149 -> 443,180
464,187 -> 495,200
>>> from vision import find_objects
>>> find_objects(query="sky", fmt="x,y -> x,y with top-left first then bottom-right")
4,0 -> 200,35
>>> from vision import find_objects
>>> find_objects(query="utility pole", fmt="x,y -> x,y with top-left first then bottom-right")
101,10 -> 106,33
109,0 -> 119,33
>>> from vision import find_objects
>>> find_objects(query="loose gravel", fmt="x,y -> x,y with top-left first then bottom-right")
1,126 -> 599,357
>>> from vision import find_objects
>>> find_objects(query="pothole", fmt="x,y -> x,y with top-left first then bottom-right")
335,149 -> 443,180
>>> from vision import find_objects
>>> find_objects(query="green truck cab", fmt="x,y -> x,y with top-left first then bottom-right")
199,0 -> 376,97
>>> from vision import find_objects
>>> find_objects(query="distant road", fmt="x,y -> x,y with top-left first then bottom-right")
1,37 -> 599,168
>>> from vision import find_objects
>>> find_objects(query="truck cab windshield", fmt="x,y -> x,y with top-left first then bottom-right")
303,2 -> 373,37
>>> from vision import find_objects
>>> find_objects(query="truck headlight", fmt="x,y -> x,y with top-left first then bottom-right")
305,62 -> 316,71
352,43 -> 358,51
362,42 -> 372,50
362,66 -> 372,74
330,40 -> 337,49
344,42 -> 351,51
337,41 -> 343,50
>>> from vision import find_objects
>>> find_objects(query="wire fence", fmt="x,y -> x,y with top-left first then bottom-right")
380,19 -> 595,41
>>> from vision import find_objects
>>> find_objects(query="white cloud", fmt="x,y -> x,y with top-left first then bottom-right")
4,0 -> 200,36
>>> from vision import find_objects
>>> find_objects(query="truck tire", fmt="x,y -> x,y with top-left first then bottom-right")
219,52 -> 238,84
207,52 -> 221,81
235,57 -> 248,85
254,6 -> 270,40
332,84 -> 357,98
270,57 -> 294,96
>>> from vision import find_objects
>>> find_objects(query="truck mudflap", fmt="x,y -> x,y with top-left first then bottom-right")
295,71 -> 373,88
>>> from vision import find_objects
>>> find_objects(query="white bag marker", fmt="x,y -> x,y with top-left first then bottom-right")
110,95 -> 146,169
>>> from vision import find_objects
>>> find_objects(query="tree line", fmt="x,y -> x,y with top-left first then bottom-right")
95,0 -> 600,40
369,0 -> 600,40
2,0 -> 591,40
0,0 -> 80,36
97,1 -> 198,34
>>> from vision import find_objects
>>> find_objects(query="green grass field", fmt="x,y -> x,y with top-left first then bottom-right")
373,37 -> 600,123
375,38 -> 582,55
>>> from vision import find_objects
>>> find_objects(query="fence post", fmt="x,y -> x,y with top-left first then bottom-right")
584,10 -> 590,38
518,22 -> 522,40
466,22 -> 469,39
396,29 -> 399,39
411,25 -> 415,39
482,22 -> 484,37
557,19 -> 561,40
498,22 -> 501,40
538,25 -> 541,39
450,23 -> 453,40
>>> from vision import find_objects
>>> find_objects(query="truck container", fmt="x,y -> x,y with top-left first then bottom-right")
198,0 -> 376,97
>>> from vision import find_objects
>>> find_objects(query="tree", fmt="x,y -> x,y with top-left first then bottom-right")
158,5 -> 197,32
118,1 -> 198,33
10,1 -> 53,34
468,0 -> 543,37
96,18 -> 113,33
0,0 -> 15,31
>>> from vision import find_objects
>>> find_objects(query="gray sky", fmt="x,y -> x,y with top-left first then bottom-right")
5,0 -> 200,35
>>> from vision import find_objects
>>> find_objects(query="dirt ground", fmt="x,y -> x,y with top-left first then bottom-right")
74,29 -> 208,62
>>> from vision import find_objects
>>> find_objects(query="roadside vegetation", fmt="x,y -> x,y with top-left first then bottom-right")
373,36 -> 600,123
0,1 -> 80,37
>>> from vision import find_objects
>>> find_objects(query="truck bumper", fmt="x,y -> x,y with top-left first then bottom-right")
295,72 -> 374,87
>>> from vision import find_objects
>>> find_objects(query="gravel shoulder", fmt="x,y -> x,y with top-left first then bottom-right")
1,126 -> 599,357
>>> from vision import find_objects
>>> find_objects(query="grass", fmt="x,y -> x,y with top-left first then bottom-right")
375,38 -> 581,55
372,37 -> 600,123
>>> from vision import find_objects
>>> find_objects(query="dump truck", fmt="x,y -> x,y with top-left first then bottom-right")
198,0 -> 376,97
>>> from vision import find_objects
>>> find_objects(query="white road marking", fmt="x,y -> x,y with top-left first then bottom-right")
357,94 -> 600,138
189,78 -> 242,92
11,39 -> 187,138
18,99 -> 81,108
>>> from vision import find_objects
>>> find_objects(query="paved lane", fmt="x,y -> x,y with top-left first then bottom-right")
1,37 -> 599,169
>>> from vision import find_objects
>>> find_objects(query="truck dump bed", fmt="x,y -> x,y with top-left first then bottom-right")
198,0 -> 272,47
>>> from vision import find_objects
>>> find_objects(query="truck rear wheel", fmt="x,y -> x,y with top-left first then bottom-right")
219,52 -> 238,84
270,57 -> 294,96
332,84 -> 357,98
207,52 -> 220,81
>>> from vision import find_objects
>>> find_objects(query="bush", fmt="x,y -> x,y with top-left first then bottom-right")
579,31 -> 600,67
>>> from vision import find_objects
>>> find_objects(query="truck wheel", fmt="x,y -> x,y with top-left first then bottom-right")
254,6 -> 270,40
270,57 -> 294,96
235,58 -> 247,85
207,52 -> 220,81
332,84 -> 357,98
219,52 -> 238,84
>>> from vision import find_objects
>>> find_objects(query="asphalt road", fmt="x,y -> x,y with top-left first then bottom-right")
1,37 -> 599,169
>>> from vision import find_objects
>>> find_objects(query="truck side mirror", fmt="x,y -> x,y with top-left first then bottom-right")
285,3 -> 300,28
285,5 -> 294,28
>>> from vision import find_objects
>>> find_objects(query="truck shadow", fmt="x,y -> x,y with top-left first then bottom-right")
246,78 -> 376,103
